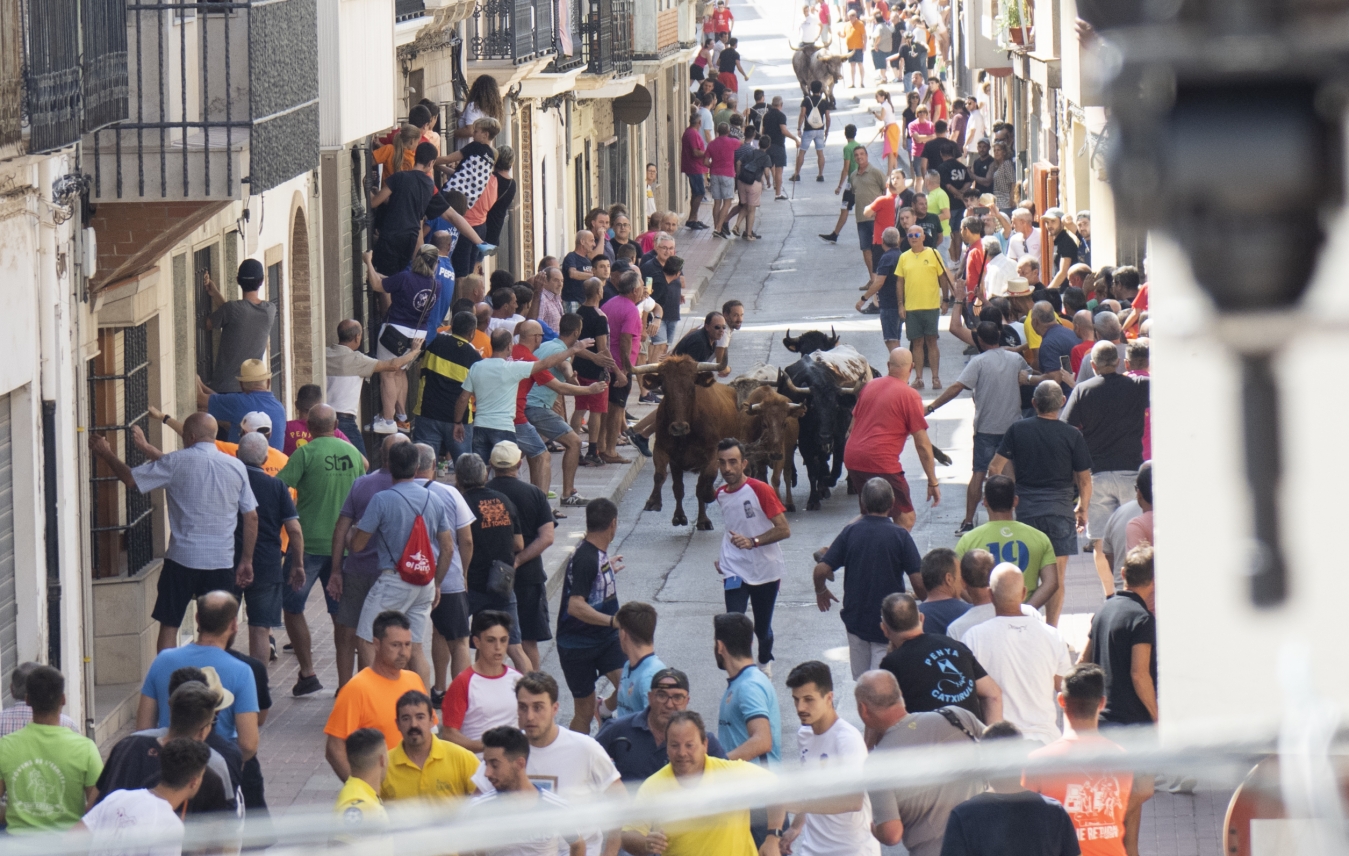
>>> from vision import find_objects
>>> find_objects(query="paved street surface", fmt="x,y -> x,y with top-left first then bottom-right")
206,3 -> 1223,853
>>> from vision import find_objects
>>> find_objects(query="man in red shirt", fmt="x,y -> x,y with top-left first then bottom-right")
711,0 -> 734,38
680,110 -> 709,230
842,347 -> 941,530
1023,663 -> 1154,856
510,321 -> 597,497
1068,309 -> 1096,374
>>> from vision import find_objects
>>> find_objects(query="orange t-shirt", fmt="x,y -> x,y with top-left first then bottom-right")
324,667 -> 430,749
845,20 -> 866,50
373,144 -> 416,175
471,329 -> 491,357
1023,734 -> 1132,856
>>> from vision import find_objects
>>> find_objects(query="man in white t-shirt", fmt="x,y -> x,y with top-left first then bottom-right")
946,554 -> 1041,642
472,726 -> 585,856
714,299 -> 745,376
961,566 -> 1073,744
441,611 -> 522,755
414,444 -> 478,691
78,737 -> 211,856
1005,209 -> 1042,263
713,439 -> 792,675
473,672 -> 625,856
326,320 -> 424,450
782,661 -> 879,856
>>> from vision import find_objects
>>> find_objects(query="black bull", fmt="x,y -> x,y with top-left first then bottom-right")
780,357 -> 863,511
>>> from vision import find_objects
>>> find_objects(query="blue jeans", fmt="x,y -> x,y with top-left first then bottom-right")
471,426 -> 518,465
413,416 -> 473,463
336,412 -> 367,458
724,579 -> 780,664
283,554 -> 340,616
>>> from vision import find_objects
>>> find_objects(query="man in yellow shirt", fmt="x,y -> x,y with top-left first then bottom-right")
381,689 -> 479,802
622,711 -> 786,856
335,727 -> 390,835
895,226 -> 954,390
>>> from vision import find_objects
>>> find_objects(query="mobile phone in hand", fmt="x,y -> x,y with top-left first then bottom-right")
1059,355 -> 1072,375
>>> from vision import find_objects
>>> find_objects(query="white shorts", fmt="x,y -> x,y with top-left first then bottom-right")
356,571 -> 435,644
847,633 -> 888,680
801,129 -> 827,151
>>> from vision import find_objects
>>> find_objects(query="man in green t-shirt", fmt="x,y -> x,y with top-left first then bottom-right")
0,666 -> 102,833
819,124 -> 863,243
278,404 -> 367,696
954,475 -> 1059,611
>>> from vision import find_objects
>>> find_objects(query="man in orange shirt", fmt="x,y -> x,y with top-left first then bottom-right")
1023,664 -> 1153,856
844,10 -> 866,88
324,610 -> 429,781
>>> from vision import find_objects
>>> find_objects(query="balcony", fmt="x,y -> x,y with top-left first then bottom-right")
548,0 -> 585,72
395,0 -> 425,21
466,0 -> 557,65
582,0 -> 633,76
633,0 -> 679,62
86,0 -> 320,202
321,0 -> 395,147
1,0 -> 129,157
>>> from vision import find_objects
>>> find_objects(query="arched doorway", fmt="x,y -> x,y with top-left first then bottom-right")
290,207 -> 314,388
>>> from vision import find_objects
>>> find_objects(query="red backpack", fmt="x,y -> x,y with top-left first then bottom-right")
391,493 -> 436,586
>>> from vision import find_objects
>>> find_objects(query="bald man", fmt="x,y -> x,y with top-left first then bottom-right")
326,320 -> 424,457
961,566 -> 1073,744
90,412 -> 259,651
946,556 -> 1042,642
843,348 -> 941,530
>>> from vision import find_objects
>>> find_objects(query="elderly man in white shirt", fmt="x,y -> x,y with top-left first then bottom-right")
1005,208 -> 1042,262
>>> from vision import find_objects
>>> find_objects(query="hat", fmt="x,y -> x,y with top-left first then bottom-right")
236,359 -> 272,384
240,411 -> 273,433
1075,210 -> 1091,220
489,440 -> 523,468
237,259 -> 265,288
978,193 -> 997,208
1042,207 -> 1067,220
1002,277 -> 1033,297
198,667 -> 236,711
649,667 -> 690,692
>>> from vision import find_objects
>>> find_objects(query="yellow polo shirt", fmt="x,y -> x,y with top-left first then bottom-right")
895,247 -> 947,311
335,775 -> 388,832
380,737 -> 480,802
624,757 -> 770,856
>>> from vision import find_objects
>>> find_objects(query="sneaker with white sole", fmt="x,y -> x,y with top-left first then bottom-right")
758,662 -> 773,678
372,416 -> 398,434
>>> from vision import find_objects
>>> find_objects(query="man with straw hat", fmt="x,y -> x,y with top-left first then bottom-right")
198,357 -> 287,450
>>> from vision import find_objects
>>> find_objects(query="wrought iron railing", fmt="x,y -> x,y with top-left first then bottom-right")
395,0 -> 424,22
583,0 -> 632,75
467,0 -> 555,64
548,0 -> 585,72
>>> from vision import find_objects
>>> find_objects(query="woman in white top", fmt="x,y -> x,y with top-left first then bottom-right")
455,76 -> 503,151
872,89 -> 901,173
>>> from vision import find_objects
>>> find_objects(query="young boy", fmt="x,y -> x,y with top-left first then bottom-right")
820,124 -> 861,243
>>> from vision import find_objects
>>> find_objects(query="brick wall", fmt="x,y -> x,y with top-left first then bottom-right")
88,201 -> 230,292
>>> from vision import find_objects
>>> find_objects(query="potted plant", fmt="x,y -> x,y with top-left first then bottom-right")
1002,0 -> 1027,45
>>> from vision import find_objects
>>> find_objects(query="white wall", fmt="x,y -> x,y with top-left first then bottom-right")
319,0 -> 396,147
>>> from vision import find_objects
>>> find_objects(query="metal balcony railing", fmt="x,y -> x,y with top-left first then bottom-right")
467,0 -> 556,64
548,0 -> 585,72
583,0 -> 632,75
395,0 -> 425,22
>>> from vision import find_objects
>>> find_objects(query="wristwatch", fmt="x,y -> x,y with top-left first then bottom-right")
766,827 -> 785,838
752,537 -> 761,548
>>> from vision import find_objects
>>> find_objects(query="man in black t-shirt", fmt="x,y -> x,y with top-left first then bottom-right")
485,445 -> 556,671
792,80 -> 831,183
572,279 -> 614,465
555,498 -> 624,732
454,452 -> 528,673
912,193 -> 944,250
370,142 -> 448,276
672,312 -> 725,362
936,153 -> 973,258
858,227 -> 905,349
560,231 -> 597,308
1084,545 -> 1156,725
1043,207 -> 1083,288
717,36 -> 746,91
877,592 -> 1001,723
415,310 -> 482,463
761,95 -> 799,199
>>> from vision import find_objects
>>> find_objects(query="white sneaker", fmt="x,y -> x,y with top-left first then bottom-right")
372,416 -> 398,434
758,662 -> 773,678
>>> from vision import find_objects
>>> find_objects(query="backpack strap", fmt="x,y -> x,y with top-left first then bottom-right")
936,706 -> 980,742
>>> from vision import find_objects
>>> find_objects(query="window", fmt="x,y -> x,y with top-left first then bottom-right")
89,324 -> 154,579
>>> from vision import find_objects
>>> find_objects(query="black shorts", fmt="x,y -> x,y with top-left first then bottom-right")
372,230 -> 420,278
557,636 -> 626,699
153,559 -> 237,627
841,188 -> 855,210
609,377 -> 632,407
1019,513 -> 1080,557
430,591 -> 472,641
513,582 -> 553,642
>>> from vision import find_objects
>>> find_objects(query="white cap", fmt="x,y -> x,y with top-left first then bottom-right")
241,411 -> 273,433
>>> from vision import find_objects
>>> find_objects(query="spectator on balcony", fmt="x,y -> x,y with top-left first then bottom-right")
374,123 -> 421,176
438,117 -> 501,209
717,36 -> 746,93
455,76 -> 503,151
202,260 -> 276,395
370,142 -> 451,277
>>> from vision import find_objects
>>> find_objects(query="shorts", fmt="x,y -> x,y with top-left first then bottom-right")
846,469 -> 915,516
972,432 -> 1004,473
557,635 -> 626,698
849,47 -> 865,63
847,633 -> 888,680
467,588 -> 523,644
840,188 -> 855,210
336,570 -> 379,629
710,174 -> 735,200
906,308 -> 940,340
650,317 -> 678,346
574,378 -> 609,413
375,323 -> 421,361
768,144 -> 787,168
737,179 -> 763,207
686,172 -> 706,197
356,571 -> 435,644
856,219 -> 875,250
372,231 -> 420,277
413,416 -> 473,462
871,49 -> 888,70
513,420 -> 547,458
718,70 -> 739,93
471,426 -> 518,466
283,554 -> 340,616
525,405 -> 573,442
879,306 -> 902,342
514,582 -> 553,642
1019,513 -> 1080,557
801,129 -> 826,151
1088,469 -> 1138,541
430,591 -> 472,640
608,376 -> 632,407
152,560 -> 237,627
235,579 -> 283,629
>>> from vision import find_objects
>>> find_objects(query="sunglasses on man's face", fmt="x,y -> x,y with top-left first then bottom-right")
908,232 -> 924,239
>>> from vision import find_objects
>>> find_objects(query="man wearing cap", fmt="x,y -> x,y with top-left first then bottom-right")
1075,210 -> 1092,266
1042,208 -> 1084,289
234,432 -> 303,665
484,441 -> 555,672
203,261 -> 276,394
149,404 -> 289,477
327,320 -> 425,459
198,358 -> 288,450
90,414 -> 258,653
596,668 -> 728,782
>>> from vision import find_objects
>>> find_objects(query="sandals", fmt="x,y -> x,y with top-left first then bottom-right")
931,378 -> 943,390
910,380 -> 926,390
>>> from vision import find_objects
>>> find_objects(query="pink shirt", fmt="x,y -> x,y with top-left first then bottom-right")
706,136 -> 739,177
601,294 -> 642,368
908,120 -> 935,158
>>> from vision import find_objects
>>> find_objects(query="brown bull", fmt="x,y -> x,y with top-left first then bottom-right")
636,355 -> 744,530
741,386 -> 806,512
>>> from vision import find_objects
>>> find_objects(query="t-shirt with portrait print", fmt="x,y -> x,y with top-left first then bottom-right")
556,540 -> 619,648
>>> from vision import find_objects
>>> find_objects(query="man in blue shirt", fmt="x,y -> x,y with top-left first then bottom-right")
426,230 -> 457,346
136,592 -> 261,762
611,602 -> 666,718
595,668 -> 728,782
1030,301 -> 1081,397
200,358 -> 288,448
714,612 -> 780,764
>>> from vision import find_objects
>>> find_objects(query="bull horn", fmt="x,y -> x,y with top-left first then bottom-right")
845,378 -> 865,395
630,363 -> 662,375
695,361 -> 721,373
747,403 -> 762,414
784,376 -> 811,395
